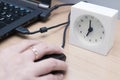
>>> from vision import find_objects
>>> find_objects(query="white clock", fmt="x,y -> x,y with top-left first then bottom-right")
69,1 -> 118,55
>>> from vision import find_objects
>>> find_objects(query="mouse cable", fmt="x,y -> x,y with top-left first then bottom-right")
16,22 -> 68,34
16,3 -> 74,48
16,13 -> 70,48
61,13 -> 70,48
16,3 -> 74,34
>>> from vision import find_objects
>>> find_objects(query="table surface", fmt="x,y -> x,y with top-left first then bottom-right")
1,1 -> 120,80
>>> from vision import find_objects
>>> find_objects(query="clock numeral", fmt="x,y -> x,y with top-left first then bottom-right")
100,37 -> 102,39
95,39 -> 97,42
89,39 -> 91,42
81,19 -> 84,22
102,31 -> 104,34
79,25 -> 81,27
80,31 -> 82,33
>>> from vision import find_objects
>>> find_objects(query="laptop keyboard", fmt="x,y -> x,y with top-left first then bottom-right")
0,1 -> 32,29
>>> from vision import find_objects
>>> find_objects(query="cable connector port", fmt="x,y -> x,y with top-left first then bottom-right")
39,9 -> 51,21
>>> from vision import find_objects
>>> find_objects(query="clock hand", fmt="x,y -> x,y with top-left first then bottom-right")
86,20 -> 93,36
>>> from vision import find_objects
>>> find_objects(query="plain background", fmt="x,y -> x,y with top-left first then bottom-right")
59,0 -> 120,18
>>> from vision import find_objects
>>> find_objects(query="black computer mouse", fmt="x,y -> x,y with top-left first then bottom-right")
35,53 -> 66,74
35,53 -> 66,62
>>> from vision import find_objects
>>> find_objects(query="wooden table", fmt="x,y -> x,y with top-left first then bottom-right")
1,1 -> 120,80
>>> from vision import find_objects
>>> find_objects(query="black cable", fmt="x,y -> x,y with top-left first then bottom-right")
49,3 -> 74,13
16,3 -> 74,34
16,3 -> 74,48
40,3 -> 74,21
16,22 -> 68,34
48,3 -> 74,48
47,22 -> 68,30
61,13 -> 71,48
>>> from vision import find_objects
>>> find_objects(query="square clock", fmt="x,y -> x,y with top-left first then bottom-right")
69,1 -> 118,55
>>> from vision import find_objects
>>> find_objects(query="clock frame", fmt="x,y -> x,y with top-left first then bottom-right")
69,1 -> 118,55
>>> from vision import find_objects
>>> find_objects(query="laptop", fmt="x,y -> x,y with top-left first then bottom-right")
0,0 -> 51,40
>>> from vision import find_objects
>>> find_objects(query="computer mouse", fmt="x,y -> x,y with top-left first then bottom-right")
35,53 -> 66,62
35,53 -> 66,74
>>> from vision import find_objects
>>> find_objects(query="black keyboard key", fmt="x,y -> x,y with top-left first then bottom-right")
0,16 -> 5,21
0,1 -> 4,8
0,22 -> 6,29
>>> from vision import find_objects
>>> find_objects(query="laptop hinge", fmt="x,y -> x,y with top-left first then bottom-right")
38,3 -> 50,8
23,0 -> 51,8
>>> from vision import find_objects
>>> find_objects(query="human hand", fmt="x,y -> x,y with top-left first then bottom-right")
0,40 -> 67,80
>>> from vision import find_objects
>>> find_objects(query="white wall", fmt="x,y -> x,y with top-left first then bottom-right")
60,0 -> 120,18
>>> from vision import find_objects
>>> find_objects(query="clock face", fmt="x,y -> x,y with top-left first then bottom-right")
74,15 -> 105,44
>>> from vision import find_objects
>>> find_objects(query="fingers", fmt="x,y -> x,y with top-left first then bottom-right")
32,58 -> 67,76
22,42 -> 64,61
36,74 -> 64,80
8,40 -> 39,53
